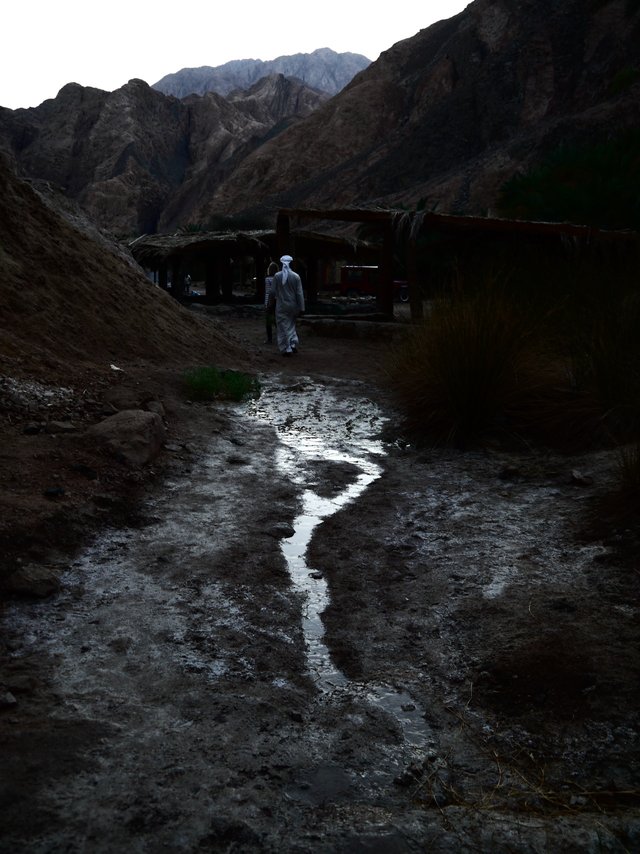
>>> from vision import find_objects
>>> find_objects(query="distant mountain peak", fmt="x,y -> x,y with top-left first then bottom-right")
152,49 -> 371,99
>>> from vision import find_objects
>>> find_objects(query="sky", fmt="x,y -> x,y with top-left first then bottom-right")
2,1 -> 469,110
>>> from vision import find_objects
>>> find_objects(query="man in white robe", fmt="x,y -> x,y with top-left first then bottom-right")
272,255 -> 305,356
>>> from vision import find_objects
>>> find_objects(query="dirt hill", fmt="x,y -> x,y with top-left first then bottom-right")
0,156 -> 251,380
0,156 -> 255,570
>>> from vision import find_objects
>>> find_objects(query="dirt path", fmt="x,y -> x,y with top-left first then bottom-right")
1,311 -> 639,852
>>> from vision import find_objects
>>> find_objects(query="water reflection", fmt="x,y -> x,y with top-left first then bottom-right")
280,450 -> 382,689
248,377 -> 433,754
249,379 -> 385,687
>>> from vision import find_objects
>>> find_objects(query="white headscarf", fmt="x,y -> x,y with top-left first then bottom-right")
280,254 -> 293,283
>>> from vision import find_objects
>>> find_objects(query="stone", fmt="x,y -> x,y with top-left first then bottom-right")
0,691 -> 18,708
86,409 -> 166,466
267,523 -> 295,539
2,564 -> 62,598
46,420 -> 77,434
144,399 -> 166,418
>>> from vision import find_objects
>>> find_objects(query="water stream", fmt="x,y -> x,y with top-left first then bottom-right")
247,376 -> 432,753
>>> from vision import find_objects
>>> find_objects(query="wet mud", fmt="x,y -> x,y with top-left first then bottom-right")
1,371 -> 639,852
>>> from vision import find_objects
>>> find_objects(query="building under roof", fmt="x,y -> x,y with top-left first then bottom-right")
128,209 -> 639,317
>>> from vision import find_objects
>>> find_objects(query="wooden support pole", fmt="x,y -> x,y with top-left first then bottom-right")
378,220 -> 394,317
306,255 -> 319,306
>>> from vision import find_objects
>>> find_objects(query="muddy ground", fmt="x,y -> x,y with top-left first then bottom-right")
1,308 -> 639,852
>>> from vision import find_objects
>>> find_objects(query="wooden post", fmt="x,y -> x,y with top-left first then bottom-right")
255,255 -> 267,303
378,219 -> 394,317
220,256 -> 233,302
159,263 -> 168,291
306,255 -> 319,306
205,255 -> 219,303
408,236 -> 424,321
170,259 -> 181,300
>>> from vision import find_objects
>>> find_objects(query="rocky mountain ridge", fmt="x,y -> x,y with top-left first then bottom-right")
1,0 -> 638,237
201,0 -> 640,219
0,73 -> 328,235
153,47 -> 371,99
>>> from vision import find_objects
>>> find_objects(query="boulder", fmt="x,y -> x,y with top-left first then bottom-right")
2,564 -> 62,598
86,409 -> 166,466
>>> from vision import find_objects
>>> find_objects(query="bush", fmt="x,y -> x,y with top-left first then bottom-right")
617,442 -> 640,497
386,283 -> 560,447
569,290 -> 640,442
183,366 -> 260,402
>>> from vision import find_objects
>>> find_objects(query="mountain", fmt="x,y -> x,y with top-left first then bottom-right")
1,0 -> 638,236
152,48 -> 371,98
0,74 -> 327,235
198,0 -> 640,219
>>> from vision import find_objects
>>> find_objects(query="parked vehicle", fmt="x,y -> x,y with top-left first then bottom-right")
338,266 -> 408,302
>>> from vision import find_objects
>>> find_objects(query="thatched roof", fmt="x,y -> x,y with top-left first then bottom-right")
128,229 -> 275,266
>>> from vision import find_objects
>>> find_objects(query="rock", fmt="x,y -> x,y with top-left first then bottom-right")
70,462 -> 98,480
267,523 -> 295,539
499,464 -> 521,481
144,399 -> 166,418
227,454 -> 249,465
86,409 -> 166,466
2,564 -> 61,598
45,420 -> 77,434
0,691 -> 18,708
571,469 -> 594,487
43,486 -> 65,499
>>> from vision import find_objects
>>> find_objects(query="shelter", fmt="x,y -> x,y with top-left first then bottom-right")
129,230 -> 275,302
276,208 -> 640,318
129,210 -> 638,316
128,225 -> 380,305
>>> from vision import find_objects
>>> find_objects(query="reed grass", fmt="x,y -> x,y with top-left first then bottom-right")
386,283 -> 565,447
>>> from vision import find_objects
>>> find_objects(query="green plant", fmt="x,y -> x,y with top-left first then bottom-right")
183,366 -> 260,402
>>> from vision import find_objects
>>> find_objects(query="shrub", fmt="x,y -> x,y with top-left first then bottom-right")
183,366 -> 260,402
562,278 -> 640,442
386,283 -> 560,447
617,442 -> 640,497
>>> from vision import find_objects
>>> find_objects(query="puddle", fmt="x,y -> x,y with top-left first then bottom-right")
247,376 -> 434,755
248,377 -> 385,688
2,375 -> 434,788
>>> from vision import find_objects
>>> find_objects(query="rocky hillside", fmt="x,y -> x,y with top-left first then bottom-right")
200,0 -> 640,218
153,48 -> 370,99
1,0 -> 638,235
0,74 -> 327,236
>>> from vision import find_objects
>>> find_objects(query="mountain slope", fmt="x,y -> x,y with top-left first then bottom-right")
153,48 -> 370,98
200,0 -> 640,218
0,75 -> 326,235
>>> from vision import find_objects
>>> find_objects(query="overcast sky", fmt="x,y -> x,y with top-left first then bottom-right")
2,1 -> 469,110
